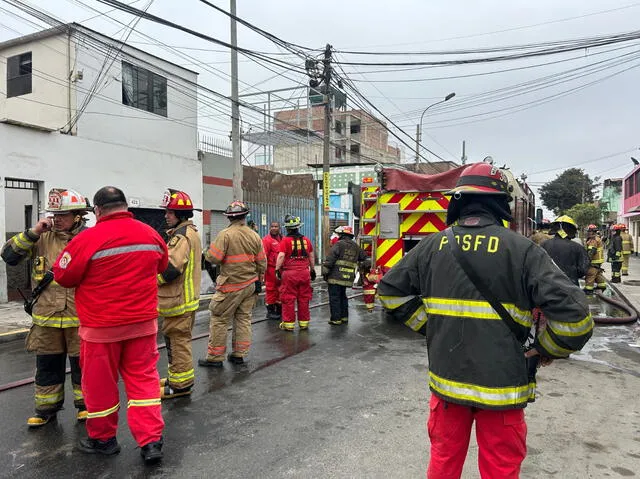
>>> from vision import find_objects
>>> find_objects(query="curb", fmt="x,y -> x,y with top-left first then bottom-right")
0,296 -> 216,345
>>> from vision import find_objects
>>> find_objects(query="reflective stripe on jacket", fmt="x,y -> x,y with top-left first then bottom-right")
322,237 -> 369,286
621,232 -> 634,254
52,211 -> 169,328
378,211 -> 593,410
586,236 -> 604,265
158,221 -> 203,317
1,227 -> 83,327
205,221 -> 266,293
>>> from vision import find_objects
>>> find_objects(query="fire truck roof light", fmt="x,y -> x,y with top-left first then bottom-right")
363,177 -> 374,183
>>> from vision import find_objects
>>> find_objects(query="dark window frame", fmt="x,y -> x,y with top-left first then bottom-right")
6,51 -> 32,98
121,61 -> 167,117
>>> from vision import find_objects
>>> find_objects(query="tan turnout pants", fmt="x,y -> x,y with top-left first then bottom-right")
161,311 -> 196,389
206,285 -> 256,362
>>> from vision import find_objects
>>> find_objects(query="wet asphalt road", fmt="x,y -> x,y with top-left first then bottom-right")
0,292 -> 430,479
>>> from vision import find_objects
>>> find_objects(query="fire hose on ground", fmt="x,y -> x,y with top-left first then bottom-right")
0,293 -> 363,393
593,289 -> 638,325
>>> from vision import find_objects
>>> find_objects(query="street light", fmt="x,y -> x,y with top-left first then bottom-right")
415,92 -> 456,163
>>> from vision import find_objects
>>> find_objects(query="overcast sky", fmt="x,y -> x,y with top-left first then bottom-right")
1,0 -> 638,213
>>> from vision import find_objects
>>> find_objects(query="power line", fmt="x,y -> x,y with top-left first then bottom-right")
338,2 -> 640,50
333,30 -> 640,67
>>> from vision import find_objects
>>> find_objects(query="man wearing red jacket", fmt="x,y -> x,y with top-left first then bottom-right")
262,221 -> 283,320
53,186 -> 169,464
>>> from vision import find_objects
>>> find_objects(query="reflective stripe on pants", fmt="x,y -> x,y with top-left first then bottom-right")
279,269 -> 312,325
427,394 -> 526,479
162,311 -> 196,389
207,285 -> 257,361
80,334 -> 163,446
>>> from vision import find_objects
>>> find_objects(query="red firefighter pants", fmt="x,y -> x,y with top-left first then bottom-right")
264,265 -> 280,305
427,395 -> 526,479
279,269 -> 312,324
80,334 -> 164,447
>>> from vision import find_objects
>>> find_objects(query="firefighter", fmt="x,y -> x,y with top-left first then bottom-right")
322,225 -> 370,325
608,224 -> 624,283
157,189 -> 202,399
541,215 -> 589,286
1,188 -> 90,427
584,224 -> 607,294
262,221 -> 283,320
529,220 -> 553,245
275,215 -> 315,331
377,162 -> 593,478
198,201 -> 266,367
620,224 -> 634,275
53,186 -> 168,463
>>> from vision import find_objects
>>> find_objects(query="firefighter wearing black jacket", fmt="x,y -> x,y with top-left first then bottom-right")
378,162 -> 593,479
322,226 -> 370,325
541,215 -> 589,286
609,224 -> 624,283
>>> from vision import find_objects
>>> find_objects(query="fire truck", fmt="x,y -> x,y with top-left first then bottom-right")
358,164 -> 535,308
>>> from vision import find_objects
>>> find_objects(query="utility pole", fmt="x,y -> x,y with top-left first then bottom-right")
305,44 -> 333,260
414,124 -> 421,163
230,0 -> 242,200
321,44 -> 333,260
461,140 -> 467,165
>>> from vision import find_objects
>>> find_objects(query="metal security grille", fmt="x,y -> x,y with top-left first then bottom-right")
5,178 -> 38,190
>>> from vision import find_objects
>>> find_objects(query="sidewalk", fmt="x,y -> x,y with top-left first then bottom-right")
0,268 -> 326,343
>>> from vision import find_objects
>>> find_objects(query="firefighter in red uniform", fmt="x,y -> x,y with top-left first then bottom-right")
53,187 -> 168,464
378,163 -> 593,478
157,189 -> 202,399
262,221 -> 283,320
275,215 -> 315,331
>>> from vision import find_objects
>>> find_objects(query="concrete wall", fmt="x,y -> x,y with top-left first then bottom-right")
74,34 -> 198,159
4,188 -> 37,232
0,123 -> 202,302
0,33 -> 75,131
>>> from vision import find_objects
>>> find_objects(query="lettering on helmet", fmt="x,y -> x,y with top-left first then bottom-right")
161,190 -> 171,208
438,234 -> 500,253
48,191 -> 62,210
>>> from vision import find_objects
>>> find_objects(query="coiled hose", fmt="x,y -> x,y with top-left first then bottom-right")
593,290 -> 638,325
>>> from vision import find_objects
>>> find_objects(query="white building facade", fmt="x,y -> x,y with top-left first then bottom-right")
0,24 -> 202,302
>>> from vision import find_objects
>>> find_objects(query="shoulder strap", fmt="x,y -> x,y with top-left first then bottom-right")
445,227 -> 526,343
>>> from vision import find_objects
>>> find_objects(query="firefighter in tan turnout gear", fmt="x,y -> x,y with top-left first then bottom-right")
158,189 -> 202,399
1,188 -> 90,427
199,201 -> 266,367
620,224 -> 634,275
584,224 -> 607,294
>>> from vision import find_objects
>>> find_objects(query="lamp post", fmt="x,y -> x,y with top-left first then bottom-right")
415,92 -> 455,163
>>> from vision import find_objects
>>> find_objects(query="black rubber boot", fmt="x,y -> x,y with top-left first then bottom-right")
227,354 -> 244,365
266,304 -> 279,320
140,437 -> 163,464
198,358 -> 223,368
77,437 -> 121,455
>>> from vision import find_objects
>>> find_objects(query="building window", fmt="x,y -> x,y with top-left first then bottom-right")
635,171 -> 640,195
350,123 -> 361,134
627,176 -> 635,198
6,52 -> 32,98
121,61 -> 167,117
